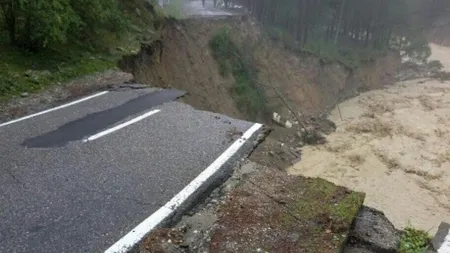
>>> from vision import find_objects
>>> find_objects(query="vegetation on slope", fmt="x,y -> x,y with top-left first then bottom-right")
398,227 -> 431,253
210,25 -> 265,119
0,0 -> 165,101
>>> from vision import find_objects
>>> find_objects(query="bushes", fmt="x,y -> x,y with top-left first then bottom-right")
0,0 -> 128,51
398,227 -> 430,253
210,26 -> 266,118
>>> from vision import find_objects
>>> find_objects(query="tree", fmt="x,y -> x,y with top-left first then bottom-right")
232,0 -> 428,55
1,0 -> 80,51
0,0 -> 127,51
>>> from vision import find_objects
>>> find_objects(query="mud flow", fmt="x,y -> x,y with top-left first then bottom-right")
290,44 -> 450,234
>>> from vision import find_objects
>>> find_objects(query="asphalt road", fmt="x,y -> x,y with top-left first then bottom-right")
0,88 -> 256,253
181,0 -> 237,17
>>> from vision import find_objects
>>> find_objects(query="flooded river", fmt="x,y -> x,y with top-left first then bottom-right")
289,44 -> 450,233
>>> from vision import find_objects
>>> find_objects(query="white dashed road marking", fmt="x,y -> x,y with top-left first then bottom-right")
0,91 -> 109,128
83,109 -> 161,142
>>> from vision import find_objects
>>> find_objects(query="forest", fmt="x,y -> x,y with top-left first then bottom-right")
1,0 -> 449,98
232,0 -> 450,64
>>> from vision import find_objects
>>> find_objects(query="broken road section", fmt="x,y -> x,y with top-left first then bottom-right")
139,162 -> 365,253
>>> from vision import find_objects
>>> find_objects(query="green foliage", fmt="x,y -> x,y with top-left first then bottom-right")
1,0 -> 81,50
0,43 -> 117,100
210,26 -> 265,118
70,0 -> 128,49
398,227 -> 430,253
0,0 -> 129,51
427,60 -> 444,71
266,26 -> 385,70
0,0 -> 166,100
403,36 -> 432,64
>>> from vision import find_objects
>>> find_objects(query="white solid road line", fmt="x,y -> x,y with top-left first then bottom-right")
439,232 -> 450,253
0,91 -> 109,128
83,109 -> 161,142
104,123 -> 263,253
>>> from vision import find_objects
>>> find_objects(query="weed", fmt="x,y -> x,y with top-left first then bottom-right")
210,26 -> 266,118
0,44 -> 117,100
398,227 -> 430,253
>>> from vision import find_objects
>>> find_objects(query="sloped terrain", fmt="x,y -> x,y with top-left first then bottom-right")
120,15 -> 400,122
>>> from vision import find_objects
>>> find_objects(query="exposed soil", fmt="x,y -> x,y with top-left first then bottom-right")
290,51 -> 450,234
140,162 -> 364,253
120,15 -> 400,123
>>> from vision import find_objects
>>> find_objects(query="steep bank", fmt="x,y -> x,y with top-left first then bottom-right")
119,16 -> 400,122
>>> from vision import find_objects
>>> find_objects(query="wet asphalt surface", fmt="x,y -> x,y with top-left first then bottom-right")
0,88 -> 254,253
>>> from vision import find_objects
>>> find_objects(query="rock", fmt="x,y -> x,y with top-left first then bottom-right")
40,70 -> 51,76
305,130 -> 327,145
285,120 -> 293,128
20,92 -> 29,98
346,206 -> 402,253
135,7 -> 141,16
272,112 -> 293,128
24,70 -> 34,77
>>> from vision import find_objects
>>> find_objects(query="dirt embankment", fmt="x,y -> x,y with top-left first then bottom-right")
119,16 -> 400,122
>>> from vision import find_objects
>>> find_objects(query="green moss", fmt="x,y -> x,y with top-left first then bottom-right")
333,192 -> 364,223
288,178 -> 364,229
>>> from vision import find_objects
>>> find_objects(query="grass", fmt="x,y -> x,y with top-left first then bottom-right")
210,25 -> 266,119
0,0 -> 167,102
290,179 -> 364,227
398,227 -> 431,253
0,42 -> 118,101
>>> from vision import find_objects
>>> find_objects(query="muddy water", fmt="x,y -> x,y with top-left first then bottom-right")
289,45 -> 450,234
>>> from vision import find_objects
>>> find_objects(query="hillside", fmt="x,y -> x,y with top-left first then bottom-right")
120,16 -> 400,123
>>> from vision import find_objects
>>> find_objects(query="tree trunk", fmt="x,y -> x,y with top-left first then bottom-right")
334,0 -> 346,44
1,0 -> 16,45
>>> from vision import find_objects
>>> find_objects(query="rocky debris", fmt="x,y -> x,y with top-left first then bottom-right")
250,136 -> 302,170
272,112 -> 293,128
345,206 -> 402,253
135,7 -> 142,16
24,69 -> 51,78
140,163 -> 365,253
248,115 -> 337,170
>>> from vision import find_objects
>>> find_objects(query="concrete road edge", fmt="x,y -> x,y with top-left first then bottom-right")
104,123 -> 264,253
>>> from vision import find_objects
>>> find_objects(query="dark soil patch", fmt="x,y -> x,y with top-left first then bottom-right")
209,166 -> 364,253
139,164 -> 365,253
